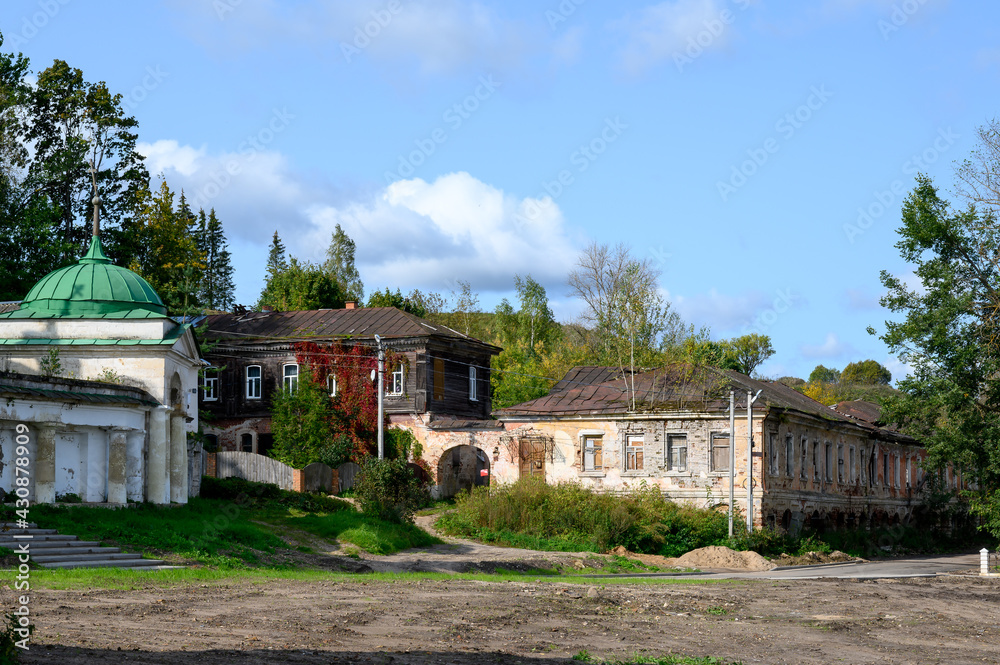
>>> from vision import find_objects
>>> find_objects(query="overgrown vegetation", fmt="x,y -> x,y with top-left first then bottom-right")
437,478 -> 982,559
573,652 -> 742,665
13,477 -> 436,568
437,478 -> 729,556
353,457 -> 431,524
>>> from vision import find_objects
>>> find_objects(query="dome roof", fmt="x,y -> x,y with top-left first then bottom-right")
19,235 -> 167,318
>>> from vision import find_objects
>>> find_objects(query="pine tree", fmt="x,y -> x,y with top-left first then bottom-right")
266,231 -> 288,280
323,224 -> 364,302
198,208 -> 235,311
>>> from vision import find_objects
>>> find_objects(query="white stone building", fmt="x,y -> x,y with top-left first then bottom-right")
0,233 -> 202,504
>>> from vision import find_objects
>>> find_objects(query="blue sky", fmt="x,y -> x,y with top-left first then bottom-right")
4,0 -> 998,381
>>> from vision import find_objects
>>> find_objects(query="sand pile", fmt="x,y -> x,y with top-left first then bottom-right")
675,545 -> 776,571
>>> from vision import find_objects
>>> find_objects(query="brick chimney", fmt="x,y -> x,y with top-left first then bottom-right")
345,301 -> 357,310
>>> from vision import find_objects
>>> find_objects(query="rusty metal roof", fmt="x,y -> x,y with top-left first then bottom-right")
832,400 -> 885,426
202,308 -> 500,351
498,364 -> 916,443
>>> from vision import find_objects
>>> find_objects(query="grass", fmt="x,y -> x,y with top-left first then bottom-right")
6,477 -> 440,569
25,565 -> 741,590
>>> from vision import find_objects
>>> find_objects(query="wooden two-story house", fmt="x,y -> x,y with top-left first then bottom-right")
198,305 -> 501,464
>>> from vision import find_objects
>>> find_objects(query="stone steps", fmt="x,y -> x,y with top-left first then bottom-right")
0,522 -> 170,570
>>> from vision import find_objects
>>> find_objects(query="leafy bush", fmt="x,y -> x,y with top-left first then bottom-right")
353,457 -> 430,524
437,478 -> 729,555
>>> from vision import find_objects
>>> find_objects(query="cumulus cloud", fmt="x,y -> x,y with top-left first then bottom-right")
303,172 -> 582,294
136,138 -> 583,304
610,0 -> 732,75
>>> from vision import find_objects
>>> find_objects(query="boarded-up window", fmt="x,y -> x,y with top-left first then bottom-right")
433,358 -> 445,401
785,435 -> 794,477
519,436 -> 548,478
837,443 -> 845,483
849,446 -> 856,482
768,433 -> 779,475
583,436 -> 603,471
667,434 -> 687,472
800,437 -> 808,479
825,442 -> 833,481
813,440 -> 822,480
711,433 -> 730,472
625,434 -> 643,471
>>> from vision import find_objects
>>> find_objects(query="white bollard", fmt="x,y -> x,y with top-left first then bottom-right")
982,548 -> 990,576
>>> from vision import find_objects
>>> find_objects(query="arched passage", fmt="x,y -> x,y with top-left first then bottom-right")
436,445 -> 489,498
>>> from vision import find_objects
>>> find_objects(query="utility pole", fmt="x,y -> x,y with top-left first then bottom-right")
747,389 -> 762,532
375,334 -> 385,459
728,390 -> 735,538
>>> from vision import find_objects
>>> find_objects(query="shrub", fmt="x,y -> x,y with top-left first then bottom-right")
353,457 -> 430,524
199,476 -> 351,513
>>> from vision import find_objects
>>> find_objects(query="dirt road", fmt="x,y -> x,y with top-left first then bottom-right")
17,572 -> 1000,664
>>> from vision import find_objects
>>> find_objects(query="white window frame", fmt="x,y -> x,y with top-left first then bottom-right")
580,431 -> 604,473
203,374 -> 218,401
469,365 -> 478,401
388,363 -> 404,396
283,363 -> 299,393
667,433 -> 688,473
327,374 -> 338,397
624,434 -> 644,472
711,432 -> 730,473
246,365 -> 262,400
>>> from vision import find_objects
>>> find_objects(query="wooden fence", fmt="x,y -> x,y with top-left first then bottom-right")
215,451 -> 295,490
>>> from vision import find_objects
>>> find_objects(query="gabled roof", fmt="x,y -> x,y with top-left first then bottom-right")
202,307 -> 501,352
498,364 -> 915,443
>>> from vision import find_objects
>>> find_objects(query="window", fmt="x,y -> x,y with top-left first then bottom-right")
825,443 -> 833,482
667,434 -> 687,472
800,437 -> 808,479
203,373 -> 218,401
837,443 -> 844,483
433,358 -> 445,401
711,433 -> 730,472
785,435 -> 794,477
246,365 -> 262,399
625,434 -> 644,472
882,452 -> 889,487
240,433 -> 253,452
469,366 -> 478,401
583,435 -> 603,471
283,364 -> 298,393
813,440 -> 821,480
768,433 -> 779,475
906,456 -> 912,488
849,446 -> 856,483
895,455 -> 901,488
327,375 -> 338,397
389,363 -> 404,396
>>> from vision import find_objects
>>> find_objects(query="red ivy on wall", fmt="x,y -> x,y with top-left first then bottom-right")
293,341 -> 406,462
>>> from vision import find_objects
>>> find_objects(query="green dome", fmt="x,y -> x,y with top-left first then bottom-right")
20,236 -> 167,318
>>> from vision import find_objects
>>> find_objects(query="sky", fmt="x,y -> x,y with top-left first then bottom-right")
3,0 -> 998,382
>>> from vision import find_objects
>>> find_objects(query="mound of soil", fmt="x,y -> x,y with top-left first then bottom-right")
675,545 -> 777,571
772,549 -> 858,566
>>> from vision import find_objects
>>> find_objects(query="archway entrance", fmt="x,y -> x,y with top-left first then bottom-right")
436,445 -> 489,498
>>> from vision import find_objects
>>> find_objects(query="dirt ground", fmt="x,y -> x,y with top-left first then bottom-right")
13,516 -> 1000,664
16,572 -> 1000,664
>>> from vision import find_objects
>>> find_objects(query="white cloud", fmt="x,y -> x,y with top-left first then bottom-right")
137,137 -> 584,304
672,287 -> 798,333
610,0 -> 731,75
800,332 -> 853,360
304,172 -> 582,294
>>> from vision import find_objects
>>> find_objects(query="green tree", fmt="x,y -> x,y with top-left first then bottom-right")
324,223 -> 364,301
873,173 -> 1000,536
128,179 -> 205,314
25,58 -> 148,262
265,231 -> 287,280
808,365 -> 841,384
197,208 -> 236,311
719,333 -> 775,377
841,359 -> 892,385
258,257 -> 345,311
366,287 -> 428,317
270,366 -> 335,469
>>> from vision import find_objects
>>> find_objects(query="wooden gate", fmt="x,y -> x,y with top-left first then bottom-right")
338,462 -> 361,492
519,436 -> 549,479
